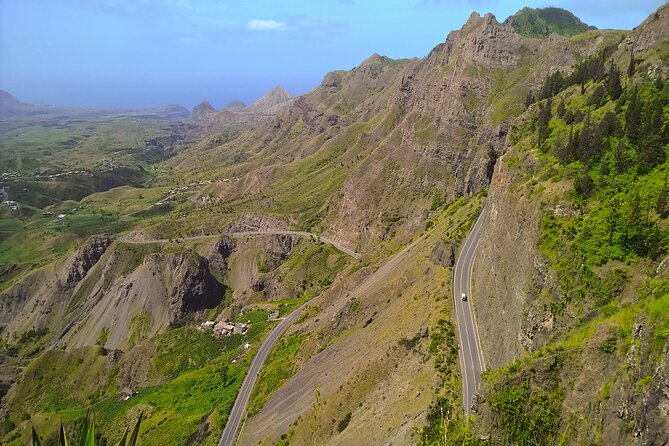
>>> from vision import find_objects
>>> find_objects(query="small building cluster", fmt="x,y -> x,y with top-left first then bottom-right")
4,200 -> 18,211
34,169 -> 90,181
1,172 -> 21,180
201,318 -> 250,336
188,180 -> 212,186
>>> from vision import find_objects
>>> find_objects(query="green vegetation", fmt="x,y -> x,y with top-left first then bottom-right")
5,315 -> 271,445
489,379 -> 563,445
247,332 -> 311,416
509,7 -> 593,38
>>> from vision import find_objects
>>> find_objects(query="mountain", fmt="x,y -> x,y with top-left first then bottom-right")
2,4 -> 669,446
223,100 -> 246,112
505,6 -> 596,37
0,90 -> 190,121
0,90 -> 41,119
192,100 -> 217,118
243,86 -> 294,114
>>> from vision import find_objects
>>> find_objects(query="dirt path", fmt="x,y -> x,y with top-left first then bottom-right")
118,230 -> 361,260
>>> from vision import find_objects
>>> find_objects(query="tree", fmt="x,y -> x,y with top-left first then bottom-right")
625,87 -> 642,144
614,139 -> 627,173
578,112 -> 602,162
627,48 -> 636,77
599,111 -> 620,138
537,98 -> 553,149
656,172 -> 669,218
588,83 -> 606,107
524,91 -> 535,109
556,124 -> 579,164
606,62 -> 623,100
639,134 -> 666,172
575,171 -> 595,197
556,99 -> 566,118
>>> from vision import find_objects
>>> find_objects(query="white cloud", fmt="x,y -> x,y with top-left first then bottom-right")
246,19 -> 293,31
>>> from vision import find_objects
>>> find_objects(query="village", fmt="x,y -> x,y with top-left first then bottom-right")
199,309 -> 281,338
200,318 -> 250,337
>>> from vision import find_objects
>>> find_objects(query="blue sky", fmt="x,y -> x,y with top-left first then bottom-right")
0,0 -> 665,109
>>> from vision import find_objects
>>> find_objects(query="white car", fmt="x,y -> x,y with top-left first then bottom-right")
461,292 -> 467,301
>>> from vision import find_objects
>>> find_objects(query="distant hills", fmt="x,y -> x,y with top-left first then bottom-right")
189,86 -> 294,129
0,90 -> 39,119
0,85 -> 294,123
0,89 -> 190,121
505,7 -> 596,38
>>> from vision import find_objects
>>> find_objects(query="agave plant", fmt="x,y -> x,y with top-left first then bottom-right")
31,412 -> 142,446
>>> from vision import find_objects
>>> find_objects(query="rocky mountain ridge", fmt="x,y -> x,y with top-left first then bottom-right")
2,4 -> 669,446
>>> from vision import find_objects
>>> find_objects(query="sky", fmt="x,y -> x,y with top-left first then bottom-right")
0,0 -> 666,110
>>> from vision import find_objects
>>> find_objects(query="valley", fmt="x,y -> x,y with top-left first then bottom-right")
1,3 -> 669,446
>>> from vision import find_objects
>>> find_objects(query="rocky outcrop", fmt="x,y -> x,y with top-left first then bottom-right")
430,239 -> 455,267
64,235 -> 114,288
472,153 -> 555,368
619,3 -> 669,55
165,252 -> 224,327
228,214 -> 286,233
0,235 -> 113,341
204,236 -> 236,277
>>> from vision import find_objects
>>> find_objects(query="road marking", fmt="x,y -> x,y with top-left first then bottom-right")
452,209 -> 486,416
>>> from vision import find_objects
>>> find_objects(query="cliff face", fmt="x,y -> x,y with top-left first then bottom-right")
468,5 -> 669,444
0,235 -> 115,340
472,154 -> 553,367
177,11 -> 598,256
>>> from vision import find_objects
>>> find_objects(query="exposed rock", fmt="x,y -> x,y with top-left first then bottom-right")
204,236 -> 236,276
164,252 -> 224,327
430,240 -> 455,267
620,3 -> 669,55
64,235 -> 115,288
228,214 -> 286,233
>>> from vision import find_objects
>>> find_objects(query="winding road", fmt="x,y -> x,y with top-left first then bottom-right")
119,227 -> 360,445
119,229 -> 361,260
452,210 -> 486,416
218,295 -> 320,446
120,213 -> 484,428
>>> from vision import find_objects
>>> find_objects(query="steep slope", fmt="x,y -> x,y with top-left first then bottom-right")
467,4 -> 669,445
163,11 -> 616,257
3,5 -> 668,446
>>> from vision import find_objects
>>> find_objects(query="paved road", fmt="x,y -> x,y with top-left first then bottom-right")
218,295 -> 320,446
119,229 -> 361,260
452,210 -> 486,416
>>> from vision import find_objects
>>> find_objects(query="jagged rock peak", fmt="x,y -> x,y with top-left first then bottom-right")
463,11 -> 501,30
192,101 -> 216,118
